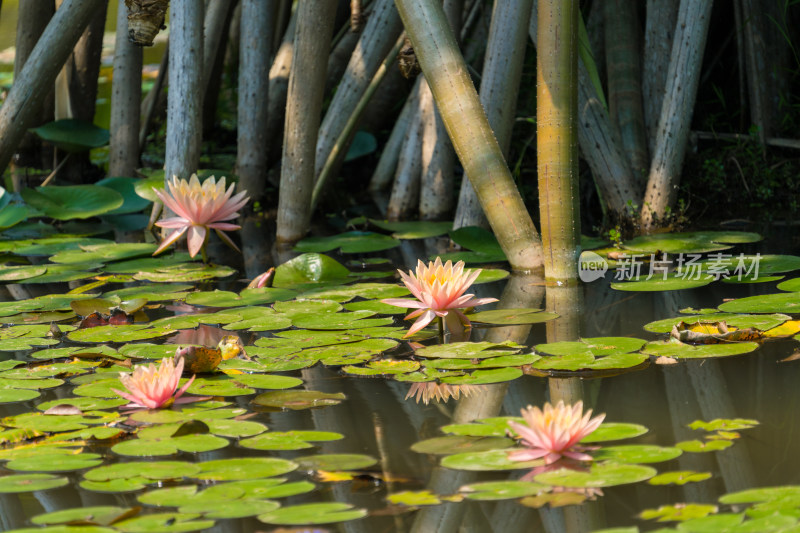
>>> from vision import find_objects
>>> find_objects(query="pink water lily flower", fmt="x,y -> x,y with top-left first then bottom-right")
153,174 -> 249,258
381,257 -> 497,337
112,357 -> 195,409
508,401 -> 605,465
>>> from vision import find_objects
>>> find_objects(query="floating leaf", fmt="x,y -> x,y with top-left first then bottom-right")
83,461 -> 201,483
416,341 -> 523,360
442,368 -> 522,385
644,313 -> 790,333
611,274 -> 714,292
440,449 -> 541,471
240,430 -> 343,451
94,177 -> 152,215
534,462 -> 657,487
114,512 -> 215,533
675,439 -> 733,453
411,436 -> 513,455
50,243 -> 156,264
67,324 -> 177,343
0,264 -> 47,282
0,473 -> 68,492
648,470 -> 712,485
294,231 -> 400,254
258,502 -> 367,525
387,490 -> 442,506
718,291 -> 800,314
688,418 -> 759,432
299,282 -> 410,302
369,219 -> 452,239
639,504 -> 723,523
21,186 -> 123,220
592,445 -> 682,464
6,452 -> 103,472
32,119 -> 109,152
295,453 -> 377,471
185,288 -> 296,307
193,457 -> 297,481
580,423 -> 648,443
272,253 -> 351,287
461,480 -> 548,501
31,506 -> 138,526
641,339 -> 759,359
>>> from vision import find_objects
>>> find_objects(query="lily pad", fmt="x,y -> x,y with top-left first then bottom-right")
114,512 -> 215,533
185,287 -> 296,307
534,462 -> 657,487
31,506 -> 138,526
0,473 -> 69,492
611,274 -> 714,292
295,453 -> 377,471
416,341 -> 523,360
21,186 -> 123,220
411,435 -> 513,455
592,445 -> 682,463
299,282 -> 410,302
440,448 -> 541,471
718,291 -> 800,314
648,470 -> 712,485
67,324 -> 177,343
6,452 -> 103,472
49,243 -> 156,264
442,368 -> 523,385
580,423 -> 649,443
641,339 -> 759,359
447,226 -> 506,261
294,231 -> 400,254
193,457 -> 297,481
240,430 -> 343,451
0,264 -> 47,281
83,461 -> 200,483
638,504 -> 722,522
258,502 -> 367,525
32,119 -> 109,152
95,177 -> 152,215
369,219 -> 452,239
272,253 -> 351,287
644,313 -> 790,333
461,480 -> 548,501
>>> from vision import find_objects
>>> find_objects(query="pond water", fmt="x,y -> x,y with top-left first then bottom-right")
0,226 -> 799,532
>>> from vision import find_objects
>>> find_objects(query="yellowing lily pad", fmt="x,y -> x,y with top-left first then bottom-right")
252,390 -> 346,410
258,502 -> 367,525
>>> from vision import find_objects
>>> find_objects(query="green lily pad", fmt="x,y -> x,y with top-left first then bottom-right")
239,430 -> 343,451
32,119 -> 109,152
638,504 -> 723,522
718,291 -> 800,314
36,396 -> 127,411
84,461 -> 201,483
675,439 -> 733,452
0,264 -> 47,281
642,339 -> 760,359
185,375 -> 255,397
272,253 -> 351,288
31,506 -> 137,526
593,445 -> 682,463
295,453 -> 377,471
440,448 -> 541,471
185,287 -> 296,307
416,341 -> 523,360
0,204 -> 31,231
369,219 -> 452,239
21,185 -> 123,220
290,310 -> 393,330
386,490 -> 442,506
622,231 -> 760,254
344,299 -> 406,314
95,177 -> 152,215
580,423 -> 649,443
467,309 -> 559,325
343,359 -> 419,375
441,367 -> 523,385
448,226 -> 506,260
299,282 -> 410,302
133,263 -> 236,282
441,417 -> 524,438
0,388 -> 41,402
611,274 -> 714,292
6,452 -> 103,472
49,243 -> 156,264
67,324 -> 177,343
411,435 -> 513,455
644,313 -> 790,333
193,457 -> 297,481
294,231 -> 400,254
102,254 -> 195,274
114,512 -> 215,533
534,462 -> 657,487
112,433 -> 230,457
461,480 -> 549,501
648,470 -> 712,485
258,502 -> 367,525
103,283 -> 195,302
0,473 -> 69,492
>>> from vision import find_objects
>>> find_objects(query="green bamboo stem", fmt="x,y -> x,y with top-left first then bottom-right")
311,36 -> 403,211
537,0 -> 580,282
395,0 -> 543,272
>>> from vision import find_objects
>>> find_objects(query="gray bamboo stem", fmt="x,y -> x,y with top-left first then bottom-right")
202,0 -> 234,93
641,0 -> 713,228
109,0 -> 143,177
265,10 -> 296,168
236,0 -> 272,198
0,0 -> 104,175
387,81 -> 424,221
368,91 -> 415,193
314,0 -> 403,178
455,0 -> 533,230
68,0 -> 108,122
643,0 -> 679,153
275,1 -> 337,245
164,0 -> 204,183
396,0 -> 543,272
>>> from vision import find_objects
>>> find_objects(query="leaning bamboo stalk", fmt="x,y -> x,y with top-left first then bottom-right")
739,0 -> 771,148
313,36 -> 403,210
109,0 -> 142,177
275,1 -> 337,245
387,85 -> 424,221
643,0 -> 679,153
454,0 -> 533,230
418,80 -> 454,220
164,0 -> 203,183
68,2 -> 107,123
641,0 -> 713,229
236,0 -> 271,199
314,0 -> 403,178
202,0 -> 234,93
139,39 -> 168,149
368,88 -> 416,193
537,0 -> 579,282
395,0 -> 543,272
0,0 -> 104,175
605,0 -> 649,178
265,10 -> 296,167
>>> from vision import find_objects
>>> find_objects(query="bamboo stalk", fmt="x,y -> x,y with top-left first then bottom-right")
109,0 -> 142,177
641,0 -> 714,229
387,83 -> 423,221
643,0 -> 679,153
395,0 -> 543,272
368,89 -> 415,192
139,39 -> 168,149
275,1 -> 337,245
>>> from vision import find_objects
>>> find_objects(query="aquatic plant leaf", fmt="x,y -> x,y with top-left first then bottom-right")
647,470 -> 712,485
50,243 -> 156,264
720,485 -> 800,506
688,418 -> 759,431
133,263 -> 236,282
129,405 -> 244,425
641,339 -> 759,359
611,274 -> 714,292
273,298 -> 343,315
290,310 -> 393,330
639,504 -> 723,523
593,445 -> 682,464
204,418 -> 267,438
0,237 -> 112,256
530,352 -> 596,371
258,502 -> 367,525
0,473 -> 68,492
442,367 -> 523,385
427,353 -> 541,370
343,359 -> 419,375
0,264 -> 47,281
22,186 -> 123,220
440,449 -> 542,471
193,457 -> 297,481
535,462 -> 657,487
295,453 -> 377,471
718,291 -> 800,314
461,480 -> 549,501
31,506 -> 138,526
0,388 -> 40,402
387,490 -> 442,506
94,176 -> 152,215
778,278 -> 800,291
112,433 -> 229,456
222,313 -> 293,332
449,226 -> 506,258
185,288 -> 296,307
79,477 -> 150,493
32,119 -> 109,152
102,253 -> 195,274
295,231 -> 400,254
103,283 -> 194,302
441,417 -> 524,438
580,423 -> 649,443
416,341 -> 523,359
6,452 -> 103,472
299,282 -> 410,302
272,253 -> 351,288
183,499 -> 281,519
0,204 -> 31,231
411,436 -> 513,455
369,219 -> 452,239
84,461 -> 201,482
36,397 -> 127,411
1,310 -> 77,325
240,430 -> 343,451
114,512 -> 215,533
623,231 -> 760,254
67,324 -> 177,343
185,375 -> 255,396
228,373 -> 303,390
675,439 -> 733,452
467,309 -> 558,325
344,299 -> 406,314
644,313 -> 790,333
